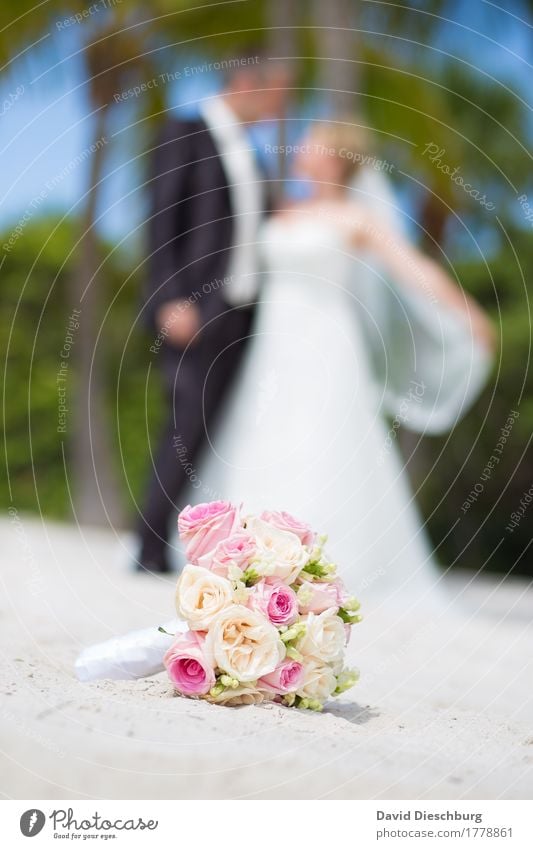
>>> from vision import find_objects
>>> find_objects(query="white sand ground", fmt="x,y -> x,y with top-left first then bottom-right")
1,515 -> 532,800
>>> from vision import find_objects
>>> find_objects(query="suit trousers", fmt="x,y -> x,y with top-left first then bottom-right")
137,304 -> 254,563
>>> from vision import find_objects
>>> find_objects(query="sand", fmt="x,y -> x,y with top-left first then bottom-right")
1,515 -> 532,799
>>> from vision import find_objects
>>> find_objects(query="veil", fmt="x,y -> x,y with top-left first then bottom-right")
349,167 -> 492,434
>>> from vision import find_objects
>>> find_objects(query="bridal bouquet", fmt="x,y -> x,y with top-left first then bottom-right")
162,501 -> 361,709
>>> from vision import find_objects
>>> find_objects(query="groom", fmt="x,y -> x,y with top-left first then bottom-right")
137,56 -> 290,573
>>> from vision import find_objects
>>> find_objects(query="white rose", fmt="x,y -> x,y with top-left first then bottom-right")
331,654 -> 344,676
247,517 -> 308,584
206,605 -> 285,682
298,608 -> 345,662
297,658 -> 337,702
176,565 -> 233,630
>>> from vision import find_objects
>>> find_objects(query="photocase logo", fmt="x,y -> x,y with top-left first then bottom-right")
20,809 -> 46,837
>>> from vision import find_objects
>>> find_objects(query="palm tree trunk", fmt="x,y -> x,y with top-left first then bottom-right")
266,0 -> 300,203
71,105 -> 124,527
266,0 -> 298,55
312,0 -> 360,116
420,193 -> 448,255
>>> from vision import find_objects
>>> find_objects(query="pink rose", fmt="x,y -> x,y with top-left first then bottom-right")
259,660 -> 304,694
198,533 -> 256,577
298,579 -> 349,614
260,510 -> 315,547
334,578 -> 351,608
163,631 -> 215,696
178,501 -> 240,564
248,578 -> 298,627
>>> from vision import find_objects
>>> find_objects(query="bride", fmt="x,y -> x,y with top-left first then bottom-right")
198,122 -> 494,600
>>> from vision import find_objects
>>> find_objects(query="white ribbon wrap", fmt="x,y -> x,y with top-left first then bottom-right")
75,618 -> 188,682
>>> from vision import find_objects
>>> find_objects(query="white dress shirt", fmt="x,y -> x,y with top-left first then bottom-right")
200,96 -> 265,305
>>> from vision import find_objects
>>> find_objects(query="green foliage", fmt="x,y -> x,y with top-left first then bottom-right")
416,226 -> 533,577
1,218 -> 164,520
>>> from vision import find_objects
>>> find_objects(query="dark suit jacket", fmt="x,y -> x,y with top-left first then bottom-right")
144,117 -> 240,330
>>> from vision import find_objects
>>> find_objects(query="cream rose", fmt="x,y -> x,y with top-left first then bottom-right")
297,658 -> 337,703
205,605 -> 285,682
298,608 -> 346,662
247,517 -> 308,584
206,684 -> 265,706
176,565 -> 233,630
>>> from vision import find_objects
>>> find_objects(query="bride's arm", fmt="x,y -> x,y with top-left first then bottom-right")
350,209 -> 496,351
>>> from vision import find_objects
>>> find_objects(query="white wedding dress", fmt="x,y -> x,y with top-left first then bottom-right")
198,211 -> 492,601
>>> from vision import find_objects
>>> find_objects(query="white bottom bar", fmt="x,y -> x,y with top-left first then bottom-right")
2,800 -> 532,847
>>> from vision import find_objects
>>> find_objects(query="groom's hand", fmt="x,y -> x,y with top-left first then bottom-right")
156,300 -> 201,348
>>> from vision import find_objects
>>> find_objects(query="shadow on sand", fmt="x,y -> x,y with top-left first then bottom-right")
325,701 -> 380,726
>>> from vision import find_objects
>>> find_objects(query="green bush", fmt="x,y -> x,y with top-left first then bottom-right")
1,217 -> 164,521
416,227 -> 533,577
